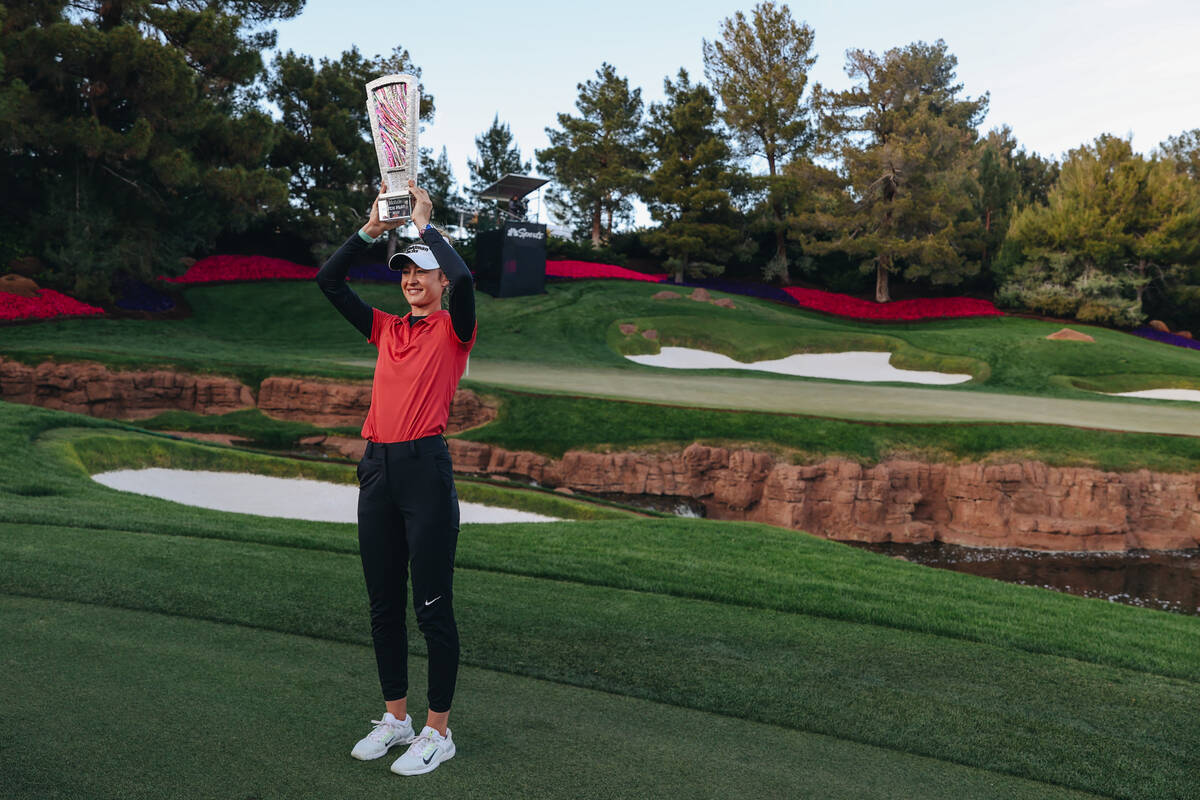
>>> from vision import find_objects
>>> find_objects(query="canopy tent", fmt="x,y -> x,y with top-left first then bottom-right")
477,174 -> 550,202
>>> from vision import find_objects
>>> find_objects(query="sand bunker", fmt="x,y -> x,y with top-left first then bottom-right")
1109,389 -> 1200,402
92,469 -> 561,523
625,347 -> 972,384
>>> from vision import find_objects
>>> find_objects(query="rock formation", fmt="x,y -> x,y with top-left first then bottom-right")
0,357 -> 497,432
446,440 -> 1200,552
0,358 -> 254,419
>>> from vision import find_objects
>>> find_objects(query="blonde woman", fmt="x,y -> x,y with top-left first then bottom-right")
316,180 -> 475,776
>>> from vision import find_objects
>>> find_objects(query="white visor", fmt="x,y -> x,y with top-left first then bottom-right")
388,243 -> 440,271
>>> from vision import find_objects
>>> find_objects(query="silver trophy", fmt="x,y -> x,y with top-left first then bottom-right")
366,73 -> 420,222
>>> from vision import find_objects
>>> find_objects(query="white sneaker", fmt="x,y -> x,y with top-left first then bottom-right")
390,725 -> 456,776
350,712 -> 415,760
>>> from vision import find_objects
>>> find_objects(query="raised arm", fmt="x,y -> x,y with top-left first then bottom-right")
315,232 -> 375,338
409,181 -> 476,343
316,190 -> 405,339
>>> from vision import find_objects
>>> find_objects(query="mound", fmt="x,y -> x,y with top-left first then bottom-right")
1046,328 -> 1095,342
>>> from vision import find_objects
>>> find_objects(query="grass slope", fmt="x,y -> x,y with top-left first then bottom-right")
2,401 -> 1199,798
1,596 -> 1101,800
93,396 -> 1200,472
4,280 -> 1200,401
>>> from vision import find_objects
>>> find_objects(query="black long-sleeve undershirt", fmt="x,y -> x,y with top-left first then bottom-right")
316,228 -> 476,342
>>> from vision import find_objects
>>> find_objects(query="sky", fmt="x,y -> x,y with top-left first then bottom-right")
269,0 -> 1200,225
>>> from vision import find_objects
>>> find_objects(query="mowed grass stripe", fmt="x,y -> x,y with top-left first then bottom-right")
1,523 -> 1196,799
454,385 -> 1200,470
11,504 -> 1200,692
0,595 -> 1105,800
6,420 -> 1200,687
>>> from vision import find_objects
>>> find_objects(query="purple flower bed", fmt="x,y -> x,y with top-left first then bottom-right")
1132,327 -> 1200,351
115,280 -> 176,312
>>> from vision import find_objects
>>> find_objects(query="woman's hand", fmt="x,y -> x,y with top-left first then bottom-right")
409,179 -> 433,230
362,190 -> 407,239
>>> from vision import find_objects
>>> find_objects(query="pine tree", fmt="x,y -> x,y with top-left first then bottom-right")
1158,129 -> 1200,181
537,63 -> 644,246
702,2 -> 817,283
997,135 -> 1200,327
810,40 -> 987,302
468,114 -> 531,192
1,0 -> 300,300
467,114 -> 531,227
641,70 -> 744,283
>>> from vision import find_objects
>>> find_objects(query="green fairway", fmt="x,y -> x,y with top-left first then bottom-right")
457,381 -> 1200,465
2,401 -> 1200,798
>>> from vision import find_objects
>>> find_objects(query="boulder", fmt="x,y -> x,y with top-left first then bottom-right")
0,274 -> 40,298
688,288 -> 711,302
1148,320 -> 1170,333
652,291 -> 681,300
712,298 -> 736,309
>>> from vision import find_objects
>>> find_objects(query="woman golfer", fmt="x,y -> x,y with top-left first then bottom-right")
316,180 -> 475,776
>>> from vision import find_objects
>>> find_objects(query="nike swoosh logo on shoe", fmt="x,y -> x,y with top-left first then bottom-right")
423,748 -> 439,765
424,595 -> 442,606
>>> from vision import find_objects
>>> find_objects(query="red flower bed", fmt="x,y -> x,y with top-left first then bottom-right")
546,260 -> 667,283
781,287 -> 1003,321
0,289 -> 105,321
164,255 -> 317,284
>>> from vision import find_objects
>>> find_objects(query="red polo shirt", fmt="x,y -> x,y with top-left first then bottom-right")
361,307 -> 477,443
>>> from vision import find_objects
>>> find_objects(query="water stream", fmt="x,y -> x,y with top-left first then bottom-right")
849,541 -> 1200,616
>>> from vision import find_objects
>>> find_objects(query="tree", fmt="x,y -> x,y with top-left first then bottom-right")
266,46 -> 434,254
1,0 -> 300,300
641,70 -> 745,283
972,128 -> 1021,273
968,127 -> 1060,281
808,40 -> 988,302
997,135 -> 1200,327
1158,129 -> 1200,181
420,145 -> 464,229
1012,147 -> 1060,208
703,2 -> 817,282
537,63 -> 644,246
1153,130 -> 1200,329
467,114 -> 531,228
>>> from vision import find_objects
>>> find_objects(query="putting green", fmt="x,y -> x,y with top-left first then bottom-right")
1,595 -> 1103,800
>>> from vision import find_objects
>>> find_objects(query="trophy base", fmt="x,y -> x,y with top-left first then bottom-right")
379,193 -> 412,222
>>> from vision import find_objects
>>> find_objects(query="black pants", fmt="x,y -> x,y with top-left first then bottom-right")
357,436 -> 460,712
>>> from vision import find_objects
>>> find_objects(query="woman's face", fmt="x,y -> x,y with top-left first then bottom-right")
401,263 -> 449,310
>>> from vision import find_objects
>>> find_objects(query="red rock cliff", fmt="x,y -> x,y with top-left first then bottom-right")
447,440 -> 1200,552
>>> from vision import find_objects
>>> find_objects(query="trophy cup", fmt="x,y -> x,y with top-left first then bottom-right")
366,74 -> 420,222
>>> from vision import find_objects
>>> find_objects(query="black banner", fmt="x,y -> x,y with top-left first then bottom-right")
475,222 -> 547,297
